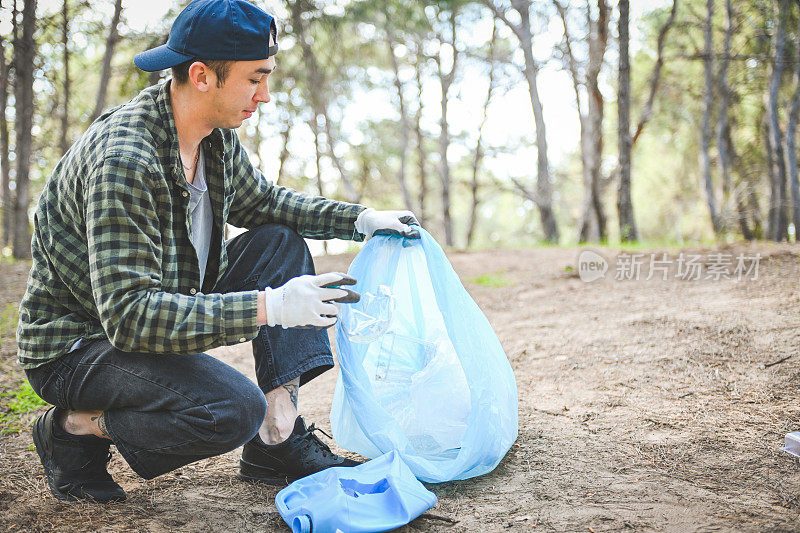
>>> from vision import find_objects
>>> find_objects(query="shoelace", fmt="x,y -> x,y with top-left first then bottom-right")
80,448 -> 113,475
299,424 -> 334,458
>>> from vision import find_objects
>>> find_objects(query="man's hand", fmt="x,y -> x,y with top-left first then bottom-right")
355,208 -> 420,239
261,272 -> 359,329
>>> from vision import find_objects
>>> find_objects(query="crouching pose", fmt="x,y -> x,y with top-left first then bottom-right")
16,0 -> 419,503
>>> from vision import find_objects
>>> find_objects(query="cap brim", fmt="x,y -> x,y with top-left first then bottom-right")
134,44 -> 193,72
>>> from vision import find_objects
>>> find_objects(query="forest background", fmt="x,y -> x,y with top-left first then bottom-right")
3,0 -> 799,257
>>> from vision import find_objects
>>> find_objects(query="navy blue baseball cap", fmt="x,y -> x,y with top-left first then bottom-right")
134,0 -> 278,72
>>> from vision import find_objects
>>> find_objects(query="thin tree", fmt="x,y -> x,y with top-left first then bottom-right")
13,0 -> 36,259
276,121 -> 292,186
617,0 -> 637,241
714,0 -> 732,232
384,11 -> 413,211
484,0 -> 559,243
466,20 -> 498,248
60,0 -> 71,155
554,0 -> 609,242
699,0 -> 720,235
605,0 -> 677,202
90,0 -> 123,123
432,4 -> 459,246
767,0 -> 789,241
785,4 -> 800,237
716,0 -> 752,239
4,0 -> 18,248
310,116 -> 328,255
0,28 -> 11,249
288,0 -> 358,202
632,0 -> 677,146
581,0 -> 609,242
413,43 -> 428,227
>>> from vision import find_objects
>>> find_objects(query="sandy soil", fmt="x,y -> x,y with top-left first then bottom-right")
2,242 -> 800,532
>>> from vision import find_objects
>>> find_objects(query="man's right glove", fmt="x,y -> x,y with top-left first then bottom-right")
263,272 -> 359,329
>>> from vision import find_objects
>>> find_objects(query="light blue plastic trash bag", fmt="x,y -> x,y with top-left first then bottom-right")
275,450 -> 437,533
330,228 -> 518,483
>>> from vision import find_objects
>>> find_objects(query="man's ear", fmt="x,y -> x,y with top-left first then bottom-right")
188,61 -> 212,92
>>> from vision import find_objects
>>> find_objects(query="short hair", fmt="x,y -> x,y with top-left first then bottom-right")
171,59 -> 232,87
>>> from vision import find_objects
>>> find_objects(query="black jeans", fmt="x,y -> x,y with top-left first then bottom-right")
25,224 -> 334,479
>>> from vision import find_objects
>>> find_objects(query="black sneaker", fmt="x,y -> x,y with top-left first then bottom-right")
32,407 -> 126,503
238,416 -> 361,485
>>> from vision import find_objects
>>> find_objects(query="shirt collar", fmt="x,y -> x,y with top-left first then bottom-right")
153,80 -> 226,180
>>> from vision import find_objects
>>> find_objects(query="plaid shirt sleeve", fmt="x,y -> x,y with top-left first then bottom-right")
225,131 -> 367,240
86,153 -> 261,354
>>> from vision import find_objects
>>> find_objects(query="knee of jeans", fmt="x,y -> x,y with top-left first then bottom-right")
255,224 -> 311,261
215,383 -> 266,447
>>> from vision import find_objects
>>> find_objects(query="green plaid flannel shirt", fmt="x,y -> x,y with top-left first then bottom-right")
17,81 -> 366,369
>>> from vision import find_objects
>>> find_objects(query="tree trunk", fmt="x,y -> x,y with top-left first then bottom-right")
13,0 -> 36,259
466,21 -> 498,248
321,112 -> 360,203
384,14 -> 413,211
311,116 -> 327,255
786,4 -> 800,238
721,112 -> 753,240
414,50 -> 427,228
0,30 -> 11,248
553,1 -> 591,239
717,0 -> 746,234
289,1 -> 358,203
579,0 -> 609,243
90,0 -> 122,123
435,6 -> 458,247
515,4 -> 559,243
699,0 -> 720,235
276,122 -> 291,186
486,0 -> 558,242
617,0 -> 637,242
767,0 -> 788,241
632,0 -> 678,145
60,0 -> 71,155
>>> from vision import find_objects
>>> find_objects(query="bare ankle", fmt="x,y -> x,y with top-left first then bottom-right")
62,410 -> 81,435
64,410 -> 109,439
260,379 -> 300,444
259,417 -> 294,445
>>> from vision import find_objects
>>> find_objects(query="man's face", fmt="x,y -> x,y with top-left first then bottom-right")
205,56 -> 276,129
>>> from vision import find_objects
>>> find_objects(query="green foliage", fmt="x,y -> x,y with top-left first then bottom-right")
5,381 -> 47,414
468,272 -> 511,288
8,0 -> 795,250
0,381 -> 47,434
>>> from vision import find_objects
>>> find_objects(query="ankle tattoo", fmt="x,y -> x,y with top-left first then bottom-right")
282,383 -> 299,409
90,413 -> 111,439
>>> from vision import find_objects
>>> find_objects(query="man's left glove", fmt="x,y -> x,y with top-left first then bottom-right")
355,208 -> 421,239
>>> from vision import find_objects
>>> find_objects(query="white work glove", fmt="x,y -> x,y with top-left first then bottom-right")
263,272 -> 359,329
355,208 -> 421,239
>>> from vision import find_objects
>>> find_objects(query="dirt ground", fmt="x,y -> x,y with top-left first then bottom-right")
3,242 -> 800,532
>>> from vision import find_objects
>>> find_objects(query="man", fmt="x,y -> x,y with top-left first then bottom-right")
17,0 -> 419,503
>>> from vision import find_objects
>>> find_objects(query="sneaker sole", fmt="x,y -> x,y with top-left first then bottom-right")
237,459 -> 297,486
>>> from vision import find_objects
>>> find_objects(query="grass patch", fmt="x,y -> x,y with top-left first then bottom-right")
1,380 -> 47,434
468,272 -> 512,288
